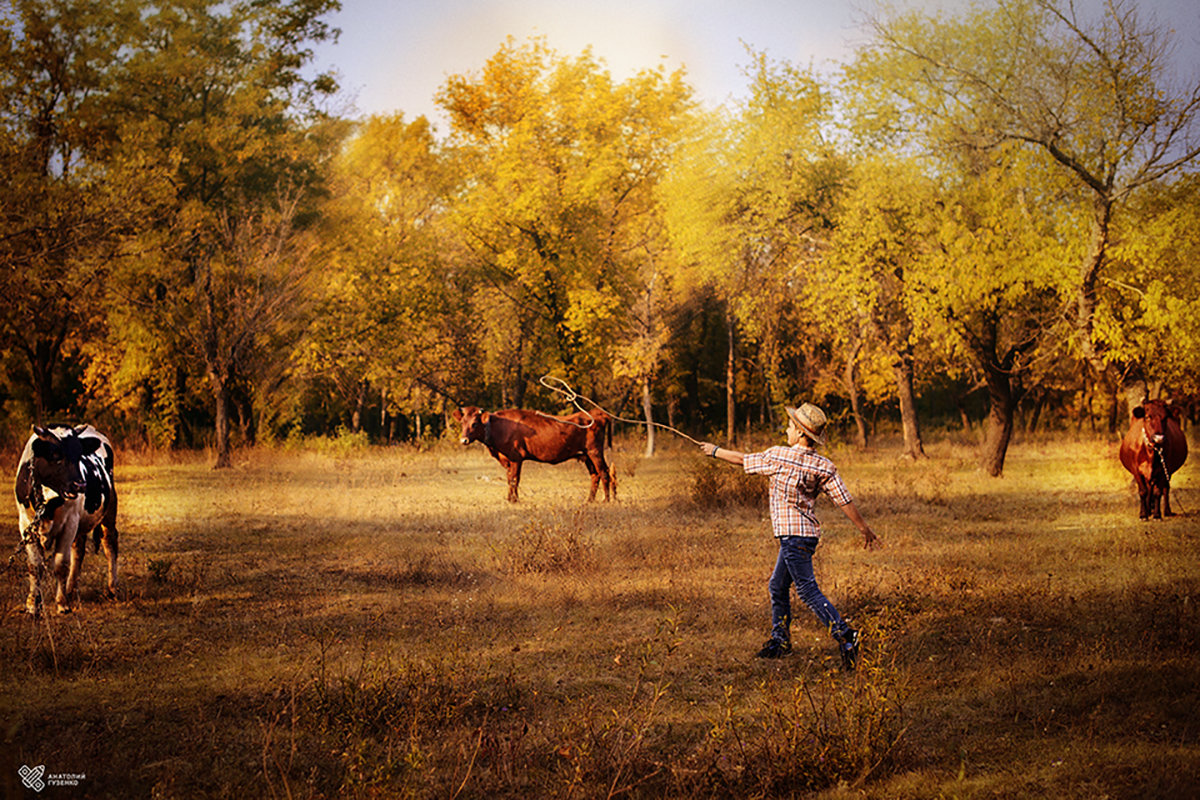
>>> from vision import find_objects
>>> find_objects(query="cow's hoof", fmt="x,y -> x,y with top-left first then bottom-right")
56,605 -> 72,615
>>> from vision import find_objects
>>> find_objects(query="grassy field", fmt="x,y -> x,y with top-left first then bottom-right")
2,430 -> 1197,799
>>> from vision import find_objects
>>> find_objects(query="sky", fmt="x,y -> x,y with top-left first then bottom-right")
308,0 -> 1200,130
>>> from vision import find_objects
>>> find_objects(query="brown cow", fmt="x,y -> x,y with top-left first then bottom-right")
1119,399 -> 1188,520
451,406 -> 615,503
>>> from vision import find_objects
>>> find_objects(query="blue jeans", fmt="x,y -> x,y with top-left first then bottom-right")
769,536 -> 850,644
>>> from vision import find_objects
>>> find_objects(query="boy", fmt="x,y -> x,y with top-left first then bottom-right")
699,403 -> 880,669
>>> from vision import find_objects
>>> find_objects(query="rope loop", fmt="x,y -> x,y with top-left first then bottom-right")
537,375 -> 595,428
538,375 -> 704,446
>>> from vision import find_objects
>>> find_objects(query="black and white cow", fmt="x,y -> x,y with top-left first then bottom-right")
14,424 -> 119,616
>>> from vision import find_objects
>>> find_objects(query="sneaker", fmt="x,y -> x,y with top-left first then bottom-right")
756,638 -> 792,659
839,629 -> 860,671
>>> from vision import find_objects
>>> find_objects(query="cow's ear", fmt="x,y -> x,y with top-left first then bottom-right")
31,438 -> 58,460
451,408 -> 463,422
1132,406 -> 1145,419
15,461 -> 33,505
32,425 -> 57,441
1168,405 -> 1183,420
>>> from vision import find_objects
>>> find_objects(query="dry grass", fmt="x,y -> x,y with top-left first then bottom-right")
2,431 -> 1197,799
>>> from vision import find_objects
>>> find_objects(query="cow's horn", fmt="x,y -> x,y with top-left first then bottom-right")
32,425 -> 57,441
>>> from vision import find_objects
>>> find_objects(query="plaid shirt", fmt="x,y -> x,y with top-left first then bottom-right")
743,445 -> 852,538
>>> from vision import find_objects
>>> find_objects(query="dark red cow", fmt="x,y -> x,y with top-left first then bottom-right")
1119,399 -> 1188,520
451,406 -> 615,503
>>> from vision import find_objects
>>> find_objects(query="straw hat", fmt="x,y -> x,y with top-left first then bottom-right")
785,403 -> 827,445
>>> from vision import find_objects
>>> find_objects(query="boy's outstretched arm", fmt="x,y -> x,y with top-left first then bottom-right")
840,501 -> 881,550
699,442 -> 745,466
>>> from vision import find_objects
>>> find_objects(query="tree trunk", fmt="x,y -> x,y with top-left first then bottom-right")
212,376 -> 233,469
237,391 -> 256,446
843,343 -> 868,449
512,361 -> 526,407
641,374 -> 655,457
351,380 -> 369,433
726,311 -> 736,447
980,363 -> 1015,477
26,333 -> 64,426
895,348 -> 926,459
1025,388 -> 1045,434
958,403 -> 972,433
1076,198 -> 1112,378
380,387 -> 391,443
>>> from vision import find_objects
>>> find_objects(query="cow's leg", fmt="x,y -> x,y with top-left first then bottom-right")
100,520 -> 119,595
65,524 -> 92,608
1136,477 -> 1150,520
506,460 -> 523,502
1163,482 -> 1176,517
582,456 -> 600,502
55,528 -> 81,614
599,463 -> 613,501
24,539 -> 46,617
586,449 -> 614,501
20,512 -> 53,616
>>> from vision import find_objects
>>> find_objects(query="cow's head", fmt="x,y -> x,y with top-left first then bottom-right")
451,407 -> 488,445
1133,402 -> 1164,444
29,425 -> 101,499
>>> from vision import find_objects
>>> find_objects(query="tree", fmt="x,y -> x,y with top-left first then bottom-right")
821,157 -> 934,457
437,37 -> 692,409
98,0 -> 341,464
0,0 -> 142,425
862,0 -> 1200,411
1099,173 -> 1200,402
664,52 -> 844,444
924,144 -> 1078,475
297,113 -> 470,437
